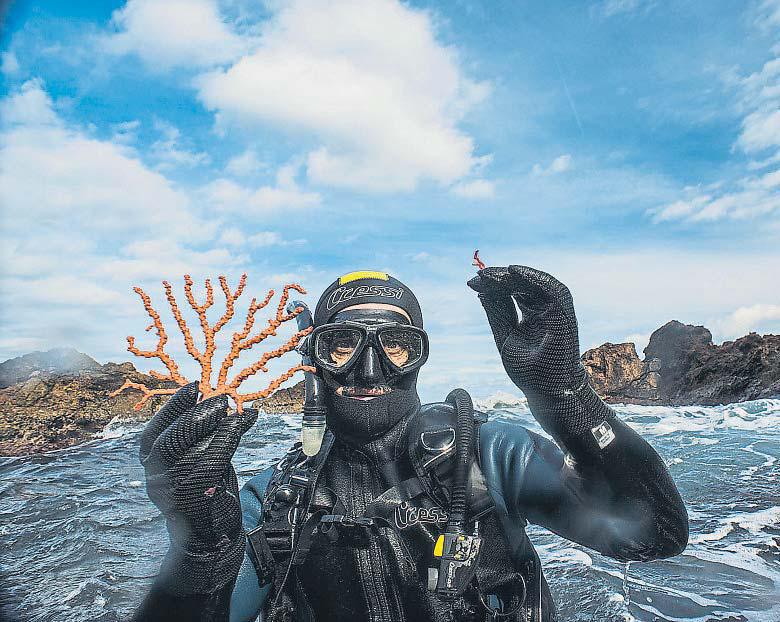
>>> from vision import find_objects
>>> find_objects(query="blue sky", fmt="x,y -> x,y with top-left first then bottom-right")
2,0 -> 780,401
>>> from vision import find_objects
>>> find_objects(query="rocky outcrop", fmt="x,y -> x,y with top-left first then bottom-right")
581,342 -> 660,403
256,380 -> 305,414
0,350 -> 176,456
583,321 -> 780,405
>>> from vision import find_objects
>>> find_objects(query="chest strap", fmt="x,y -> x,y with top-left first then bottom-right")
246,432 -> 334,587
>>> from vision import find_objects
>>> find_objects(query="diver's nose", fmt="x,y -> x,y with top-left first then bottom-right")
356,345 -> 384,386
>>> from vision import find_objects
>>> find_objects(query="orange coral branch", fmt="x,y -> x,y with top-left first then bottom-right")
109,380 -> 179,411
112,275 -> 312,414
183,275 -> 218,392
126,286 -> 187,385
227,364 -> 317,409
163,279 -> 201,362
217,289 -> 275,386
213,274 -> 247,333
230,326 -> 312,388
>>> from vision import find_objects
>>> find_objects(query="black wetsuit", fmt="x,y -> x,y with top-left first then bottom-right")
229,400 -> 688,621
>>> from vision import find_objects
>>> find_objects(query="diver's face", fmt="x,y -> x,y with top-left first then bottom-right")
322,303 -> 416,400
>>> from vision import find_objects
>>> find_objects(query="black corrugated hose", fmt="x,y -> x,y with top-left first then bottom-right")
444,388 -> 475,534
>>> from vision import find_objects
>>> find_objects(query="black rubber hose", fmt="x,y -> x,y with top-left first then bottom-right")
444,388 -> 475,534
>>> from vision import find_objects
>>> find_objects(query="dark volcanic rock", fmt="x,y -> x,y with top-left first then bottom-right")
582,321 -> 780,406
0,351 -> 176,456
256,380 -> 305,414
643,321 -> 714,400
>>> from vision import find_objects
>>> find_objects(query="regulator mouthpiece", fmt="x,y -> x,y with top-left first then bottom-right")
301,409 -> 326,456
288,299 -> 327,457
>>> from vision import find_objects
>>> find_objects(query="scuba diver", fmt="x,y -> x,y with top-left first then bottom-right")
131,266 -> 689,622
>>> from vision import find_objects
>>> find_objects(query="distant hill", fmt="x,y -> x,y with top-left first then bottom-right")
0,347 -> 101,388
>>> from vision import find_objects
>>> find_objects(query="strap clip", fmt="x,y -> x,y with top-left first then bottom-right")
320,514 -> 375,528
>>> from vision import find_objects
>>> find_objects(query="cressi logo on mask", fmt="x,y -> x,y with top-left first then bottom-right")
325,284 -> 404,311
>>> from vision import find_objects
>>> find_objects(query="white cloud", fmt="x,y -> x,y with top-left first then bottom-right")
650,13 -> 780,225
103,0 -> 248,70
218,227 -> 247,247
649,168 -> 780,222
739,109 -> 780,154
111,119 -> 141,145
754,0 -> 780,32
0,81 -> 202,238
3,275 -> 124,306
595,0 -> 654,18
451,179 -> 495,199
204,163 -> 321,214
225,149 -> 267,177
531,154 -> 572,177
217,228 -> 298,248
0,80 -> 251,363
196,0 -> 490,192
248,232 -> 283,247
713,304 -> 780,340
95,239 -> 246,283
600,0 -> 641,17
150,119 -> 210,168
0,78 -> 59,126
734,45 -> 780,156
1,50 -> 20,76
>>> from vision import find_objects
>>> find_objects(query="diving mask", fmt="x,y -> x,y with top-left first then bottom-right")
310,321 -> 429,376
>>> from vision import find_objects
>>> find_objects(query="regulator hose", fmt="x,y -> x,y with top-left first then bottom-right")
444,388 -> 475,534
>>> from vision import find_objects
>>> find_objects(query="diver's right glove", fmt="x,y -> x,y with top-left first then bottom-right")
138,383 -> 257,597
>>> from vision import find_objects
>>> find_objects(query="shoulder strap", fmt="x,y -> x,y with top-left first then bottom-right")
408,399 -> 495,520
245,432 -> 334,588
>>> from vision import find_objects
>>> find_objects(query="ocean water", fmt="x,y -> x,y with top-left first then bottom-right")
0,399 -> 778,622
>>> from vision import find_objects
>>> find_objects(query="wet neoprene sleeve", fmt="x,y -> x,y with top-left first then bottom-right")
478,383 -> 689,562
129,580 -> 235,622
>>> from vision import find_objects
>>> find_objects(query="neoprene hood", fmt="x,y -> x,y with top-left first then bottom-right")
314,271 -> 423,328
312,270 -> 424,441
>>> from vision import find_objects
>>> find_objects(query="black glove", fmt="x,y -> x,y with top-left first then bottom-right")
468,265 -> 614,452
139,383 -> 258,596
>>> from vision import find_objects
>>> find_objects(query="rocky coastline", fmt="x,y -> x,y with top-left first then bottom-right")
0,349 -> 176,456
582,321 -> 780,405
1,321 -> 778,455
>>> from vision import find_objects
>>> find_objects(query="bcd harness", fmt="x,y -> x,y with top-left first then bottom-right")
246,390 -> 544,622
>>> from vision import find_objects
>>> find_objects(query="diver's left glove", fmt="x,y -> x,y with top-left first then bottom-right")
138,382 -> 258,597
468,265 -> 614,454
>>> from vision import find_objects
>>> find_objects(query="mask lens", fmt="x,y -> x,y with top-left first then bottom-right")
315,328 -> 363,368
379,328 -> 424,370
